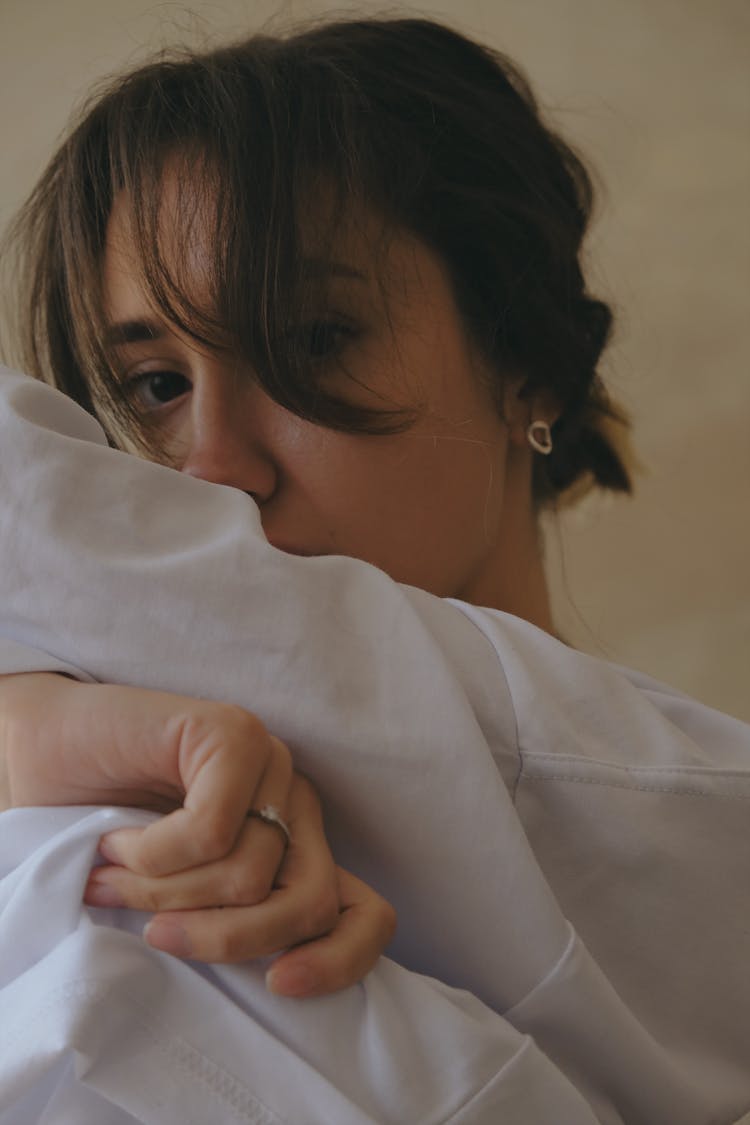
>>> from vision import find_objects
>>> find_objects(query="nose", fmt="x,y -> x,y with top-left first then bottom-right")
181,374 -> 278,503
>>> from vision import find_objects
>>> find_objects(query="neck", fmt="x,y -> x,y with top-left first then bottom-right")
459,454 -> 555,633
467,520 -> 554,632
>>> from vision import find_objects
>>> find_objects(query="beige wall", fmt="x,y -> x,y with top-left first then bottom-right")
1,0 -> 748,718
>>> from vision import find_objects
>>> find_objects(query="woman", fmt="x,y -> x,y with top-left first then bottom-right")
1,17 -> 748,1124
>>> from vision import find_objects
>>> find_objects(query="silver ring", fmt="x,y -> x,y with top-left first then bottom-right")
246,804 -> 291,848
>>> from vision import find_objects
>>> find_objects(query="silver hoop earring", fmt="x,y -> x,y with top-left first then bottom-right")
527,420 -> 553,455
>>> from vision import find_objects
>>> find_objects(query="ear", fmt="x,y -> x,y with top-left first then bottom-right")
502,378 -> 560,450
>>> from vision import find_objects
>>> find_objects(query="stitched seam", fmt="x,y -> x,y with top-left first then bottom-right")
520,773 -> 750,800
523,752 -> 750,779
143,1020 -> 283,1125
0,978 -> 285,1125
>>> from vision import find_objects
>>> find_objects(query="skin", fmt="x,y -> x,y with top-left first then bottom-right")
0,673 -> 394,996
104,193 -> 556,627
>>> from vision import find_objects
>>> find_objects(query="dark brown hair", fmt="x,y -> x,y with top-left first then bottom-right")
4,16 -> 631,499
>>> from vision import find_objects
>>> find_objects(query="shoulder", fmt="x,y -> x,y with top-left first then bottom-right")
447,600 -> 750,785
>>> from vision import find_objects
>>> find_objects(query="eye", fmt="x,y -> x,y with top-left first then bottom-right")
293,321 -> 357,361
123,370 -> 192,412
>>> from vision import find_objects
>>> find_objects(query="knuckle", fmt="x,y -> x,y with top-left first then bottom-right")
222,865 -> 269,907
375,897 -> 398,944
131,849 -> 168,879
210,923 -> 251,964
216,709 -> 293,782
185,703 -> 269,756
301,885 -> 340,939
225,706 -> 268,742
268,735 -> 293,780
136,883 -> 165,913
112,872 -> 163,911
289,772 -> 320,813
221,706 -> 271,755
190,811 -> 236,860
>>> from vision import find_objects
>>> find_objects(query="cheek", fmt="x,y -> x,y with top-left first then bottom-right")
433,443 -> 507,541
158,407 -> 194,467
370,436 -> 508,572
282,403 -> 510,589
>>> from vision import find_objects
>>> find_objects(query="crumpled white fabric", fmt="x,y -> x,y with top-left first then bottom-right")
0,806 -> 596,1124
0,367 -> 749,1123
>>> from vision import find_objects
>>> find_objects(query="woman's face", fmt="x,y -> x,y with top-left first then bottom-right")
103,196 -> 539,610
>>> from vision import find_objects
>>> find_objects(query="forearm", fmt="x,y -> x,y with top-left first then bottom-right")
0,715 -> 8,812
0,673 -> 181,810
0,674 -> 72,811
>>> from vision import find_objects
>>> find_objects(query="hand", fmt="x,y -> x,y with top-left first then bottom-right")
1,673 -> 293,871
1,672 -> 396,995
85,774 -> 397,997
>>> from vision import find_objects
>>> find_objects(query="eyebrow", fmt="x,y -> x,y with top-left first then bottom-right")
104,318 -> 166,347
301,259 -> 369,282
104,262 -> 368,347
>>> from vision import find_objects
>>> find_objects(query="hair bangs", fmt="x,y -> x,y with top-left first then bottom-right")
4,17 -> 633,494
8,40 -> 413,455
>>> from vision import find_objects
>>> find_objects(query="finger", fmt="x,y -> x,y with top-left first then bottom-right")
265,868 -> 397,998
243,735 -> 294,855
99,723 -> 292,876
85,815 -> 288,912
140,871 -> 337,962
140,828 -> 339,961
139,780 -> 340,961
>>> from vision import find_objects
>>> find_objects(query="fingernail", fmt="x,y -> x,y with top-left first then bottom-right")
266,963 -> 317,997
84,875 -> 124,908
143,920 -> 192,958
98,834 -> 123,865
